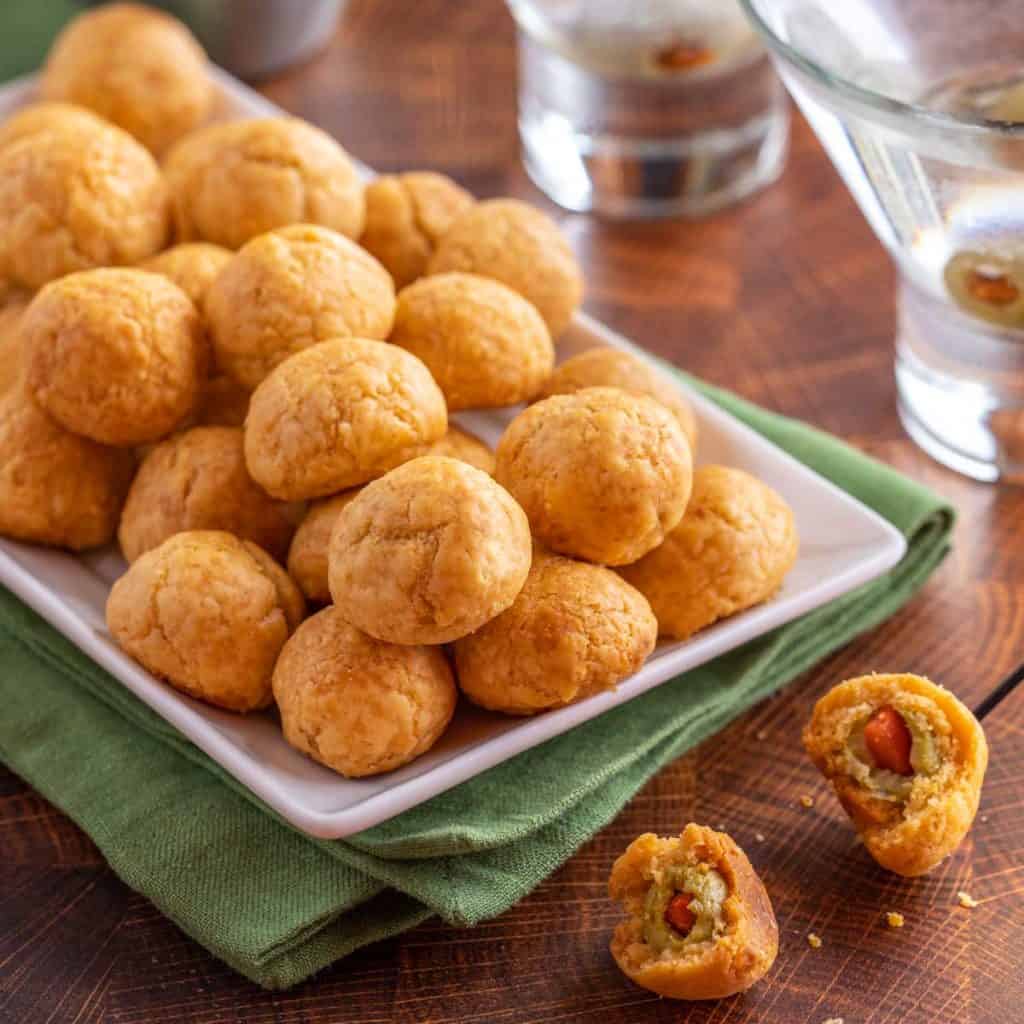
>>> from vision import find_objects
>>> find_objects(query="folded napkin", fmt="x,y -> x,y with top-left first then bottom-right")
0,363 -> 954,988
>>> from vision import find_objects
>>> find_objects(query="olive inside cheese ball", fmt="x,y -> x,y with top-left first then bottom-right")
804,673 -> 988,877
0,388 -> 134,551
0,120 -> 169,289
24,269 -> 207,446
106,531 -> 305,713
245,338 -> 446,501
495,387 -> 692,566
453,549 -> 657,715
390,273 -> 554,411
139,242 -> 233,309
619,466 -> 798,640
360,171 -> 474,289
537,347 -> 698,453
428,198 -> 583,337
119,426 -> 296,564
206,224 -> 395,390
328,456 -> 532,645
609,825 -> 779,1000
164,118 -> 365,249
273,606 -> 457,777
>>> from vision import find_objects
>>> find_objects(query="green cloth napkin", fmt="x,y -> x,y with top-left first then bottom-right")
0,365 -> 954,989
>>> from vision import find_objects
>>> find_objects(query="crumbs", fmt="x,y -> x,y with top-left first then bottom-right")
957,890 -> 979,909
799,795 -> 815,809
885,911 -> 905,929
807,932 -> 822,949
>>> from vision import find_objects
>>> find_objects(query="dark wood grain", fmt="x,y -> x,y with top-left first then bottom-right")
2,1 -> 1022,1021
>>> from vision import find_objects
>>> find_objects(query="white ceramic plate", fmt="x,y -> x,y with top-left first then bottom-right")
0,71 -> 907,838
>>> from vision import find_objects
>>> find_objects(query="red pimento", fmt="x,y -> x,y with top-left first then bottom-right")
664,891 -> 696,936
863,705 -> 914,776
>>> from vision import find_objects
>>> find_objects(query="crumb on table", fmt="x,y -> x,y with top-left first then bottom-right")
885,911 -> 905,928
822,1018 -> 844,1024
807,932 -> 823,948
755,832 -> 765,842
957,890 -> 979,909
800,795 -> 815,808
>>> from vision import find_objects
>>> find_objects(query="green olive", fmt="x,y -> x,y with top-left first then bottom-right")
944,250 -> 1024,329
642,863 -> 728,953
844,707 -> 939,800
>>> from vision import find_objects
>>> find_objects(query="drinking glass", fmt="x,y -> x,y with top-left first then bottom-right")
506,0 -> 790,219
742,0 -> 1024,482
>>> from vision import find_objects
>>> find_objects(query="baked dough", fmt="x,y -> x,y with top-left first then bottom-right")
609,824 -> 778,1000
0,286 -> 32,396
328,456 -> 532,644
495,387 -> 692,565
453,549 -> 657,714
0,101 -> 109,150
803,673 -> 988,876
139,242 -> 233,309
619,465 -> 798,639
106,530 -> 304,712
273,605 -> 456,777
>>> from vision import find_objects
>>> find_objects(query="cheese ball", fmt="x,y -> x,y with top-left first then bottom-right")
328,456 -> 532,645
428,198 -> 583,337
537,347 -> 698,453
619,466 -> 798,640
0,101 -> 109,150
453,549 -> 657,714
0,286 -> 32,396
804,673 -> 989,877
206,224 -> 395,389
0,121 -> 168,289
244,338 -> 446,501
24,269 -> 206,446
139,243 -> 233,309
106,531 -> 305,712
273,606 -> 457,777
164,118 -> 365,249
119,427 -> 296,564
360,171 -> 474,288
495,387 -> 692,565
0,388 -> 134,550
409,425 -> 495,474
609,825 -> 778,1000
390,273 -> 554,411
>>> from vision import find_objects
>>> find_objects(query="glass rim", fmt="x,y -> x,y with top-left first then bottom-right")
737,0 -> 1024,137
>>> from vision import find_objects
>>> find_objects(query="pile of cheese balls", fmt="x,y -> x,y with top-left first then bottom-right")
0,4 -> 798,779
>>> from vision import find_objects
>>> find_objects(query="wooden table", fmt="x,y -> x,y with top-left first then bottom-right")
2,2 -> 1022,1021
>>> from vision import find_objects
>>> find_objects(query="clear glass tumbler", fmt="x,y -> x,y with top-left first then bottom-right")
506,0 -> 790,219
742,0 -> 1024,482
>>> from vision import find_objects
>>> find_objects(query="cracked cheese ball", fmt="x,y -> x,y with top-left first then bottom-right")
106,530 -> 305,712
803,673 -> 988,877
206,224 -> 395,389
453,549 -> 657,714
24,269 -> 206,446
0,120 -> 168,289
119,426 -> 296,564
164,118 -> 365,249
537,347 -> 698,453
428,198 -> 583,337
620,466 -> 798,640
0,101 -> 110,150
328,456 -> 532,645
495,387 -> 692,566
361,171 -> 474,289
139,242 -> 232,309
40,3 -> 212,156
244,338 -> 446,501
390,273 -> 554,411
0,389 -> 134,550
609,825 -> 778,1000
273,606 -> 456,777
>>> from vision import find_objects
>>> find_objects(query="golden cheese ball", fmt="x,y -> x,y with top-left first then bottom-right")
453,549 -> 657,715
0,286 -> 32,397
164,118 -> 365,249
40,3 -> 212,156
106,530 -> 304,712
619,465 -> 798,640
428,198 -> 583,337
0,101 -> 110,150
273,606 -> 457,777
24,269 -> 206,446
537,347 -> 698,453
804,673 -> 988,877
360,171 -> 474,288
390,273 -> 554,411
328,456 -> 532,645
118,426 -> 296,564
495,387 -> 692,566
0,122 -> 169,289
139,242 -> 233,309
206,224 -> 395,390
0,388 -> 134,550
609,825 -> 778,1000
244,338 -> 446,501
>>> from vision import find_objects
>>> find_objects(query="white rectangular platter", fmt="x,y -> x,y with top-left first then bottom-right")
0,70 -> 907,838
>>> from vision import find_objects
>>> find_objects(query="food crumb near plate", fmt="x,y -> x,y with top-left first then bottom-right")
957,890 -> 979,909
807,932 -> 823,948
885,911 -> 905,928
756,728 -> 768,741
822,1018 -> 844,1024
755,832 -> 765,842
799,794 -> 815,808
